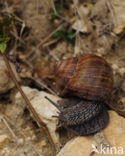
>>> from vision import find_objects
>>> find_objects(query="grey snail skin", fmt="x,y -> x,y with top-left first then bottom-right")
45,54 -> 113,135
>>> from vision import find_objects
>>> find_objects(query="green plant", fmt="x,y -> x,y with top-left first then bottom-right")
51,7 -> 60,20
0,17 -> 11,53
52,30 -> 75,44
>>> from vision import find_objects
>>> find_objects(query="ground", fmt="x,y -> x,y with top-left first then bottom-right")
0,0 -> 125,156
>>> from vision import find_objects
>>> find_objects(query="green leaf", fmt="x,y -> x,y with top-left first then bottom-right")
65,32 -> 75,44
0,17 -> 11,36
0,35 -> 8,42
55,0 -> 66,4
66,32 -> 74,39
52,30 -> 66,38
52,30 -> 75,44
51,7 -> 60,20
0,42 -> 6,53
0,17 -> 11,53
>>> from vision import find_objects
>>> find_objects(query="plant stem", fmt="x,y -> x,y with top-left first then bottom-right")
1,52 -> 56,153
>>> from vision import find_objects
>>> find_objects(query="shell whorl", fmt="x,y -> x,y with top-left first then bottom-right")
56,57 -> 78,95
56,54 -> 113,101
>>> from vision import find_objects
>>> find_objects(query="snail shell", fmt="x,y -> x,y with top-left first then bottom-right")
46,54 -> 113,135
56,54 -> 113,101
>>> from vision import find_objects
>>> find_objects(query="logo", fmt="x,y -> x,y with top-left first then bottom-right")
91,144 -> 124,155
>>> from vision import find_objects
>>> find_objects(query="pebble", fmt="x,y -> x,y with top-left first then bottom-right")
0,57 -> 20,94
0,134 -> 10,148
15,86 -> 61,144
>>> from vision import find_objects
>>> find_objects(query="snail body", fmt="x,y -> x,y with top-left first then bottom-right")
45,54 -> 113,135
67,107 -> 109,135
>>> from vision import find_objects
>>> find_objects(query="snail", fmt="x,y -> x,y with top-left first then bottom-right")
45,54 -> 113,135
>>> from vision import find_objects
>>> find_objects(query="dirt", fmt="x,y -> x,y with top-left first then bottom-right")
0,0 -> 125,156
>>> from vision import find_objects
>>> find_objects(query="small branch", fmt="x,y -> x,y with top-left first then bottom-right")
73,0 -> 93,33
106,0 -> 117,27
31,77 -> 58,96
0,115 -> 17,139
1,52 -> 56,153
42,37 -> 60,48
50,0 -> 56,13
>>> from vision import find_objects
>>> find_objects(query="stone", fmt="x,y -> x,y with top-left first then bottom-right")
17,138 -> 24,145
5,86 -> 37,124
30,91 -> 60,144
57,111 -> 125,156
104,111 -> 125,146
72,20 -> 88,33
121,82 -> 125,92
0,134 -> 10,148
111,64 -> 119,74
120,98 -> 125,108
57,137 -> 98,156
0,57 -> 20,94
14,86 -> 60,144
21,0 -> 52,40
72,4 -> 93,33
109,97 -> 125,117
1,147 -> 10,156
113,0 -> 125,34
119,68 -> 125,76
41,140 -> 47,147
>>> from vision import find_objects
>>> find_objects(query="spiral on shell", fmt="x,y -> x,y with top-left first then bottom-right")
56,54 -> 113,101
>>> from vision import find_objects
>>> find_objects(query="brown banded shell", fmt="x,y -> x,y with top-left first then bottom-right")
56,57 -> 78,95
56,54 -> 113,101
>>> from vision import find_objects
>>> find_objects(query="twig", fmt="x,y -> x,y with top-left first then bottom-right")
47,47 -> 60,61
0,116 -> 17,139
10,30 -> 25,44
37,22 -> 67,49
36,0 -> 39,15
4,115 -> 43,156
106,0 -> 117,27
24,22 -> 66,61
31,144 -> 42,156
20,22 -> 25,38
25,22 -> 68,63
73,0 -> 93,33
50,0 -> 56,13
74,32 -> 80,56
3,115 -> 27,138
1,52 -> 56,153
31,77 -> 58,96
18,56 -> 58,95
42,37 -> 60,48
